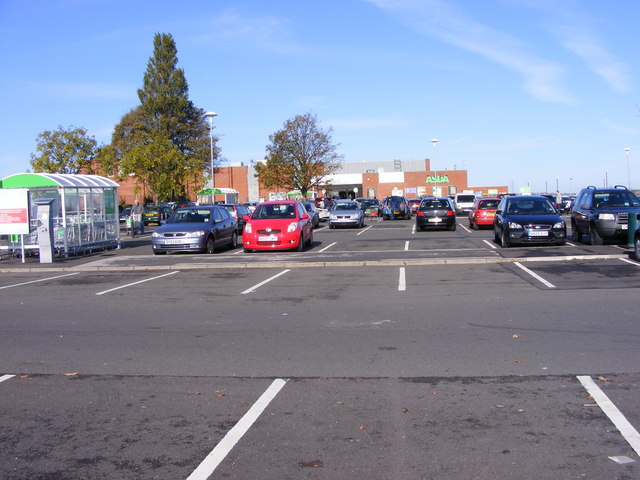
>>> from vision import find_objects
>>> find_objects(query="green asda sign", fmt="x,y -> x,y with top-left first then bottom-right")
426,175 -> 449,184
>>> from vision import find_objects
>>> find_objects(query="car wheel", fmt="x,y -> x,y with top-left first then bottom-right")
501,230 -> 510,248
296,234 -> 304,252
417,224 -> 424,232
206,236 -> 216,254
471,221 -> 478,230
494,228 -> 500,244
449,223 -> 457,231
229,231 -> 238,249
635,235 -> 640,262
590,224 -> 603,245
572,221 -> 582,243
243,247 -> 253,253
153,250 -> 166,255
307,229 -> 314,247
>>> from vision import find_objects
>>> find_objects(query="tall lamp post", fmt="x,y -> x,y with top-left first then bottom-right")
430,138 -> 438,196
625,147 -> 631,189
204,111 -> 218,204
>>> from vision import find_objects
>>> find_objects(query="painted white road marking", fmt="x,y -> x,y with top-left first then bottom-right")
356,225 -> 373,236
459,223 -> 471,233
241,269 -> 291,294
0,272 -> 79,290
513,262 -> 556,288
404,241 -> 409,251
482,239 -> 497,250
95,271 -> 179,296
620,258 -> 640,266
0,374 -> 16,383
577,375 -> 640,457
318,242 -> 336,253
186,379 -> 287,480
398,267 -> 406,291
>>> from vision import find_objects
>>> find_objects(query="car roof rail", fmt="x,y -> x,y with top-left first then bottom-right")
586,186 -> 596,190
614,184 -> 628,189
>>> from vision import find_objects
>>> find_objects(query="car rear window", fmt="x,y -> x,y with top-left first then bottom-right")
478,199 -> 499,209
420,199 -> 450,209
456,195 -> 476,202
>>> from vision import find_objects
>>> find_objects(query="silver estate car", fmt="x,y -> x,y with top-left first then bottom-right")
151,206 -> 237,255
329,200 -> 365,229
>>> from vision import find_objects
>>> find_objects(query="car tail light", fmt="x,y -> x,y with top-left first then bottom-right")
446,210 -> 454,216
416,210 -> 424,216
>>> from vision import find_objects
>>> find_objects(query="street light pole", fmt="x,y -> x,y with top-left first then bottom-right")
204,112 -> 218,204
430,139 -> 438,196
625,147 -> 631,189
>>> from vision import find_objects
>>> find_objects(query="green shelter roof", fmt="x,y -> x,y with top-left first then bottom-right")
1,173 -> 119,189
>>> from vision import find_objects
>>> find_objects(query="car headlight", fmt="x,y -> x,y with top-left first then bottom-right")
152,232 -> 162,238
287,222 -> 298,233
185,231 -> 205,238
244,222 -> 252,233
330,214 -> 337,220
553,221 -> 565,228
507,222 -> 523,229
598,213 -> 615,220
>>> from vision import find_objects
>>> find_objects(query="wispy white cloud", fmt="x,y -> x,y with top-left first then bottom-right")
193,9 -> 304,55
601,118 -> 637,136
366,0 -> 575,104
324,113 -> 410,131
26,81 -> 136,100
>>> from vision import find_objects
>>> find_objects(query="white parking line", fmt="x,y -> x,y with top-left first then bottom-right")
0,272 -> 79,290
411,224 -> 416,235
186,378 -> 287,480
398,267 -> 406,291
482,239 -> 497,250
620,258 -> 640,266
404,241 -> 409,251
241,269 -> 291,294
459,223 -> 471,233
318,242 -> 336,253
356,225 -> 373,236
0,374 -> 16,383
577,375 -> 640,457
513,262 -> 556,288
95,271 -> 180,296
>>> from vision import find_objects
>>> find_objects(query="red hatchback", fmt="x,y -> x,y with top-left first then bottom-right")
468,197 -> 500,229
242,201 -> 313,252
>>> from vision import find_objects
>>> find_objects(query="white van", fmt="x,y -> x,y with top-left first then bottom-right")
454,193 -> 477,216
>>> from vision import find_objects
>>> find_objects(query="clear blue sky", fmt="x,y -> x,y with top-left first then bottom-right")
1,0 -> 638,193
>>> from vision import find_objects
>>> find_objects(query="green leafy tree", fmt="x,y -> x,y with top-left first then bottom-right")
107,32 -> 214,200
30,126 -> 98,174
257,113 -> 343,196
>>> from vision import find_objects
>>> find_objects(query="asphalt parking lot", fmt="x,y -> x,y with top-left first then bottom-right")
1,217 -> 639,479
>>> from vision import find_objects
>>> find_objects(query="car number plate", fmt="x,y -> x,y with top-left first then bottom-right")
528,231 -> 548,237
164,239 -> 185,244
428,218 -> 442,223
259,235 -> 278,241
622,224 -> 628,230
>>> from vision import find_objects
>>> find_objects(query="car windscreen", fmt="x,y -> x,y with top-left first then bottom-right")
478,200 -> 499,209
594,191 -> 640,208
253,204 -> 297,219
456,195 -> 476,202
169,209 -> 211,223
333,203 -> 358,211
506,199 -> 556,214
420,199 -> 450,209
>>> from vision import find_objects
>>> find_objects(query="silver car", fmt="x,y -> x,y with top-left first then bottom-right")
329,200 -> 365,229
151,206 -> 237,255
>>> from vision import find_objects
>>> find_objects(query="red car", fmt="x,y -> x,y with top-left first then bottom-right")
408,198 -> 422,213
242,201 -> 314,252
468,197 -> 500,229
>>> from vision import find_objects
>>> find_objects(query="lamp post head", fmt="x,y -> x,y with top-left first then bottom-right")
625,147 -> 630,153
204,111 -> 218,119
430,139 -> 438,145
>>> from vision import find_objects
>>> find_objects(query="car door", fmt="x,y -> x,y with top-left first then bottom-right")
572,190 -> 591,235
216,207 -> 234,246
494,198 -> 508,236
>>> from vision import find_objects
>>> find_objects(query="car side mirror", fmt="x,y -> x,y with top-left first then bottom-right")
242,215 -> 250,221
301,213 -> 310,219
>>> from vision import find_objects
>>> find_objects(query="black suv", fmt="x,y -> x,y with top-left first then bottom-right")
382,195 -> 411,220
570,185 -> 640,245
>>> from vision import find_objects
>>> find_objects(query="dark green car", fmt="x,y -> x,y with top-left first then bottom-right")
143,205 -> 171,225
